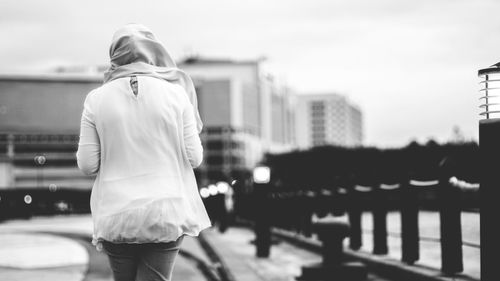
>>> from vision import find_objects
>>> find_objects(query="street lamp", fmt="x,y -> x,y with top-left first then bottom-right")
253,166 -> 271,184
478,62 -> 500,281
252,165 -> 272,258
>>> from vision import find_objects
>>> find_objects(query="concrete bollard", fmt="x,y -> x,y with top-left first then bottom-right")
297,219 -> 367,281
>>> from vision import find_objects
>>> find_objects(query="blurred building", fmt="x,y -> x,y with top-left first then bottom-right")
295,93 -> 362,148
179,57 -> 295,186
0,73 -> 101,191
0,58 -> 296,189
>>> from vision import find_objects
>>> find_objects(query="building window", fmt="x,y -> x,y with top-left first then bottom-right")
311,119 -> 325,125
206,155 -> 224,165
311,111 -> 325,118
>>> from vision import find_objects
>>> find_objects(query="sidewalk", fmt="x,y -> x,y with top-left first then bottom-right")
0,232 -> 88,281
0,215 -> 212,281
2,214 -> 470,281
202,225 -> 391,281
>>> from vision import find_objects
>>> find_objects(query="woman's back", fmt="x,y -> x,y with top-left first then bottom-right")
97,76 -> 187,182
79,76 -> 210,245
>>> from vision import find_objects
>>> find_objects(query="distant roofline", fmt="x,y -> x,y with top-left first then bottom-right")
178,56 -> 261,66
297,92 -> 343,98
0,73 -> 103,83
297,92 -> 362,109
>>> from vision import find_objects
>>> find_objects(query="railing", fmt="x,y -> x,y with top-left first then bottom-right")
238,174 -> 479,278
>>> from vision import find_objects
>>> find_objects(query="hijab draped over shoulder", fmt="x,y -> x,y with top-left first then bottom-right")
103,23 -> 203,133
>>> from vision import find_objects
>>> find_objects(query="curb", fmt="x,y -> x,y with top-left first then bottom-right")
178,248 -> 221,281
198,232 -> 237,281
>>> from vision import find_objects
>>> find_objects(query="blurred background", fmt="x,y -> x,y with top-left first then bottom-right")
0,1 -> 497,281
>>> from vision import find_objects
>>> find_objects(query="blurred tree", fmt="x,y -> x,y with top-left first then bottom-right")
264,141 -> 478,190
450,125 -> 466,143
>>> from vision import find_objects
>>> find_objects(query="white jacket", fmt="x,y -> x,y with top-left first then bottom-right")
76,76 -> 211,247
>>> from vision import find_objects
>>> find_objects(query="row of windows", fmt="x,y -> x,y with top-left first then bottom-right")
204,140 -> 243,150
203,127 -> 237,134
312,131 -> 326,138
312,140 -> 328,146
204,155 -> 244,166
311,118 -> 325,125
311,111 -> 325,118
0,134 -> 79,144
310,101 -> 325,108
311,105 -> 325,111
311,123 -> 348,130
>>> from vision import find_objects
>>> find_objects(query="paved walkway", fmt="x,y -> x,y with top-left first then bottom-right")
0,215 -> 211,281
0,219 -> 90,281
0,212 -> 478,281
0,215 -> 391,281
0,233 -> 88,269
202,226 -> 391,281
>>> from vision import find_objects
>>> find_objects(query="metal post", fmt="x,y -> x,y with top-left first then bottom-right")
348,184 -> 363,251
401,179 -> 419,264
301,191 -> 314,237
373,183 -> 388,255
438,175 -> 463,274
254,190 -> 271,257
478,63 -> 500,281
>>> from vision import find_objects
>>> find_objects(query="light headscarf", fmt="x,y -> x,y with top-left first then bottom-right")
103,23 -> 203,133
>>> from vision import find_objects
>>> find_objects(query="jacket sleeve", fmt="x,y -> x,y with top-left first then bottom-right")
183,103 -> 203,168
76,92 -> 100,176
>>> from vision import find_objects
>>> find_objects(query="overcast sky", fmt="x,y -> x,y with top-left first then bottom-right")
1,0 -> 499,147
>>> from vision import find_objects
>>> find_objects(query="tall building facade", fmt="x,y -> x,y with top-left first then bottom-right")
179,57 -> 295,185
295,93 -> 362,148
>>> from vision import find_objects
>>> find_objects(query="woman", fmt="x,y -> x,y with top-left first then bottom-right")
76,23 -> 211,281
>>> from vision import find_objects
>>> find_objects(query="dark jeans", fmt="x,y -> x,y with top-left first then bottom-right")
102,235 -> 184,281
